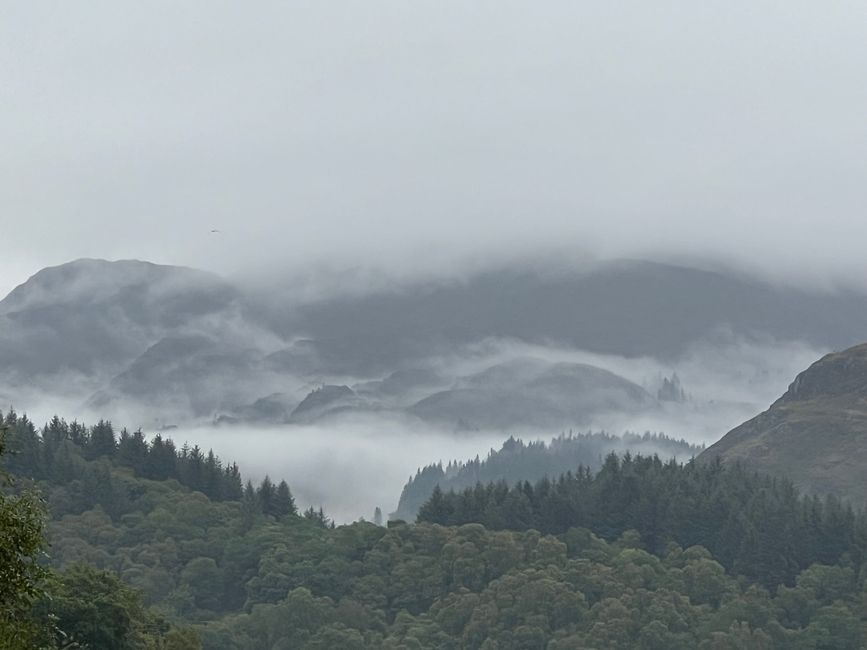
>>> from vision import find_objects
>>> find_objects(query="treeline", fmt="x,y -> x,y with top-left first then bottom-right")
5,410 -> 867,648
4,410 -> 243,501
393,431 -> 702,520
418,452 -> 867,590
1,409 -> 302,522
1,423 -> 201,648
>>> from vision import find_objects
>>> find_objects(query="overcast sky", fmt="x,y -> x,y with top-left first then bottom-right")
2,1 -> 866,297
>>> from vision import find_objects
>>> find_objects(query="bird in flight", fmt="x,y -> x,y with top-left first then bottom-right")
210,229 -> 221,233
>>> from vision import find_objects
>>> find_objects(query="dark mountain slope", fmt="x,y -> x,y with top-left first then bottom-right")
702,343 -> 867,505
283,260 -> 867,373
87,334 -> 262,417
411,358 -> 653,430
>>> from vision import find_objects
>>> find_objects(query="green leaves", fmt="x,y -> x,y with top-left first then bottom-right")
0,428 -> 50,646
6,409 -> 867,648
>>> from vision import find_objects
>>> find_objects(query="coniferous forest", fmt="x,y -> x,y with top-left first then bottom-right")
2,409 -> 867,649
394,432 -> 701,521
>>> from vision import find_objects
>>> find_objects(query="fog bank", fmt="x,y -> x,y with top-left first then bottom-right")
156,332 -> 821,524
161,417 -> 506,524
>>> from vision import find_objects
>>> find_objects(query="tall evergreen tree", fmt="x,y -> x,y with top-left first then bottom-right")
273,480 -> 297,518
117,428 -> 148,473
145,435 -> 177,480
88,420 -> 116,459
257,476 -> 276,516
223,463 -> 243,500
241,480 -> 260,532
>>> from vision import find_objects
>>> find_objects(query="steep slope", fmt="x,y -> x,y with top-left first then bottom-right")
702,343 -> 867,505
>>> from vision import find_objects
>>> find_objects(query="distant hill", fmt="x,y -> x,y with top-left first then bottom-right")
410,358 -> 654,430
288,384 -> 364,423
393,431 -> 702,521
0,259 -> 287,422
0,259 -> 248,382
702,343 -> 867,506
88,334 -> 262,418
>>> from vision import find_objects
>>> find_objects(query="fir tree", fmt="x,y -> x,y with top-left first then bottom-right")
273,480 -> 297,518
88,420 -> 116,459
257,476 -> 276,516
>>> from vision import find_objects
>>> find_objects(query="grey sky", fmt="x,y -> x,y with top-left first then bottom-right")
2,1 -> 866,297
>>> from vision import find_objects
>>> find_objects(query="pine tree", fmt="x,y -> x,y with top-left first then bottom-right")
145,435 -> 176,480
68,420 -> 87,446
223,463 -> 243,500
88,420 -> 116,459
273,480 -> 297,518
203,450 -> 223,500
241,480 -> 260,532
257,476 -> 276,516
2,412 -> 42,479
418,485 -> 450,524
117,428 -> 148,473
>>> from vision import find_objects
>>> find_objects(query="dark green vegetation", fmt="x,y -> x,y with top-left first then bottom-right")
418,453 -> 867,591
0,426 -> 49,646
704,342 -> 867,506
4,409 -> 867,648
394,432 -> 701,521
0,420 -> 199,649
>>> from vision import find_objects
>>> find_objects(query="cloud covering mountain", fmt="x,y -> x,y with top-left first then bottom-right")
1,257 -> 859,441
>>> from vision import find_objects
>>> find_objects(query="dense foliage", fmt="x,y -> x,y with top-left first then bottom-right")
418,453 -> 867,590
4,411 -> 244,505
0,417 -> 201,649
0,426 -> 49,647
4,410 -> 867,648
31,564 -> 202,649
394,432 -> 702,520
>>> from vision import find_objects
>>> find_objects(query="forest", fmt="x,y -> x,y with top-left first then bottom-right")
2,409 -> 867,648
416,453 -> 867,590
393,432 -> 701,521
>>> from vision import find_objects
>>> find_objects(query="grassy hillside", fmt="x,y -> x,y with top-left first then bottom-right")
702,343 -> 867,506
